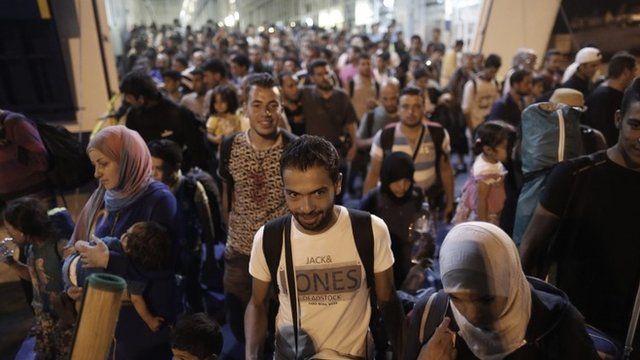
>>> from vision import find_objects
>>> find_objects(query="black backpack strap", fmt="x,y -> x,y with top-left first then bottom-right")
380,126 -> 395,159
375,81 -> 380,98
349,79 -> 355,98
348,209 -> 375,293
365,110 -> 376,138
420,290 -> 450,343
262,215 -> 291,295
427,124 -> 445,175
279,129 -> 298,146
218,132 -> 239,209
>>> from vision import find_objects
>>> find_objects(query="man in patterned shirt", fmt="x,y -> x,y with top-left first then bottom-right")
218,73 -> 297,347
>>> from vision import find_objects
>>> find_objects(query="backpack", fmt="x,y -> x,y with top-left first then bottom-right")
0,111 -> 94,192
379,123 -> 446,208
512,104 -> 584,245
261,209 -> 385,357
406,277 -> 622,360
219,130 -> 297,210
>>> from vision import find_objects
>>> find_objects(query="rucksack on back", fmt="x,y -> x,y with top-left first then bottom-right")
512,103 -> 584,244
34,121 -> 95,191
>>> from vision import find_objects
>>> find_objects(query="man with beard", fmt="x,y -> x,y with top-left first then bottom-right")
348,79 -> 400,197
520,78 -> 640,353
245,135 -> 404,359
120,71 -> 211,172
300,59 -> 358,203
217,73 -> 297,348
180,68 -> 208,121
488,69 -> 532,127
363,87 -> 454,219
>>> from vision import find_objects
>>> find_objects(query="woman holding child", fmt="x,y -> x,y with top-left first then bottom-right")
67,125 -> 177,359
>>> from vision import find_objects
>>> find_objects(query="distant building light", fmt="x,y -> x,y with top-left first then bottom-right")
383,0 -> 394,8
234,11 -> 239,20
258,26 -> 265,32
305,17 -> 313,26
268,27 -> 275,33
224,14 -> 235,27
290,21 -> 296,27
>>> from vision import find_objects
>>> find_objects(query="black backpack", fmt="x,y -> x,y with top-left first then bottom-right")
0,111 -> 94,192
36,121 -> 94,191
261,209 -> 387,356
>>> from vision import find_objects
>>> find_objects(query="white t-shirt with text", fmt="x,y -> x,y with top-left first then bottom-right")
249,206 -> 394,359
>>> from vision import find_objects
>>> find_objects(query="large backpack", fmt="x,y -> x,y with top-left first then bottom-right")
512,103 -> 583,245
0,111 -> 94,192
379,122 -> 446,208
261,209 -> 386,357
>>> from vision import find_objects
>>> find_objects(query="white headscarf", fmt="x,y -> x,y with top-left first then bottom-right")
439,222 -> 532,360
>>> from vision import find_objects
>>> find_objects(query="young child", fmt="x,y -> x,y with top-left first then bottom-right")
2,197 -> 74,359
171,313 -> 223,360
206,84 -> 242,145
359,151 -> 426,286
453,121 -> 510,225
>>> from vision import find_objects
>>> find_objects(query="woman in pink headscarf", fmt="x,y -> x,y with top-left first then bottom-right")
68,125 -> 176,275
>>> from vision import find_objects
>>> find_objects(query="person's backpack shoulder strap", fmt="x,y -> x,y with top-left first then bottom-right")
375,81 -> 380,98
405,288 -> 450,359
348,209 -> 375,293
426,122 -> 445,170
262,214 -> 292,294
364,110 -> 376,138
279,130 -> 298,146
219,132 -> 240,208
380,125 -> 396,159
349,79 -> 355,98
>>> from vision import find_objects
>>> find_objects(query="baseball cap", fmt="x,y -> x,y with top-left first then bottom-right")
575,47 -> 602,64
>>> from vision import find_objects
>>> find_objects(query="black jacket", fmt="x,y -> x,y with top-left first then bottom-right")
406,277 -> 599,359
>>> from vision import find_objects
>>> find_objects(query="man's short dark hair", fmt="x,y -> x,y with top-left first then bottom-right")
202,59 -> 227,78
119,71 -> 160,100
307,58 -> 329,75
509,69 -> 531,86
171,313 -> 223,360
173,54 -> 189,68
231,53 -> 251,69
545,48 -> 561,60
410,34 -> 422,42
399,86 -> 423,100
608,51 -> 636,79
621,77 -> 640,118
243,73 -> 278,103
281,135 -> 340,183
190,68 -> 204,77
148,139 -> 182,174
484,54 -> 502,69
412,67 -> 430,81
455,39 -> 464,48
162,70 -> 182,81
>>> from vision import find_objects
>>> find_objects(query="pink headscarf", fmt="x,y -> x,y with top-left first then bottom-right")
70,126 -> 152,243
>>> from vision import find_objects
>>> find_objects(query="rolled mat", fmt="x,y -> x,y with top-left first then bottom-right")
70,273 -> 126,360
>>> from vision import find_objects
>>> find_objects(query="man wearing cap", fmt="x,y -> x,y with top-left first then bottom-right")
520,78 -> 640,351
561,47 -> 602,98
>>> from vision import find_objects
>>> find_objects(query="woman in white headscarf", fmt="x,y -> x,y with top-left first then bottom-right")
407,222 -> 598,359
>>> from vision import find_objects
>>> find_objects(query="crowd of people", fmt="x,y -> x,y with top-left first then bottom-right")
1,19 -> 640,360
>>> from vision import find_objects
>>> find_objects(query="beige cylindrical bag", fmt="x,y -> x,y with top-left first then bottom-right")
70,273 -> 126,360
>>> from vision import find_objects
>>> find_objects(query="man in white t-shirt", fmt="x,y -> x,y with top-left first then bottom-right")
461,54 -> 502,130
245,135 -> 404,359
